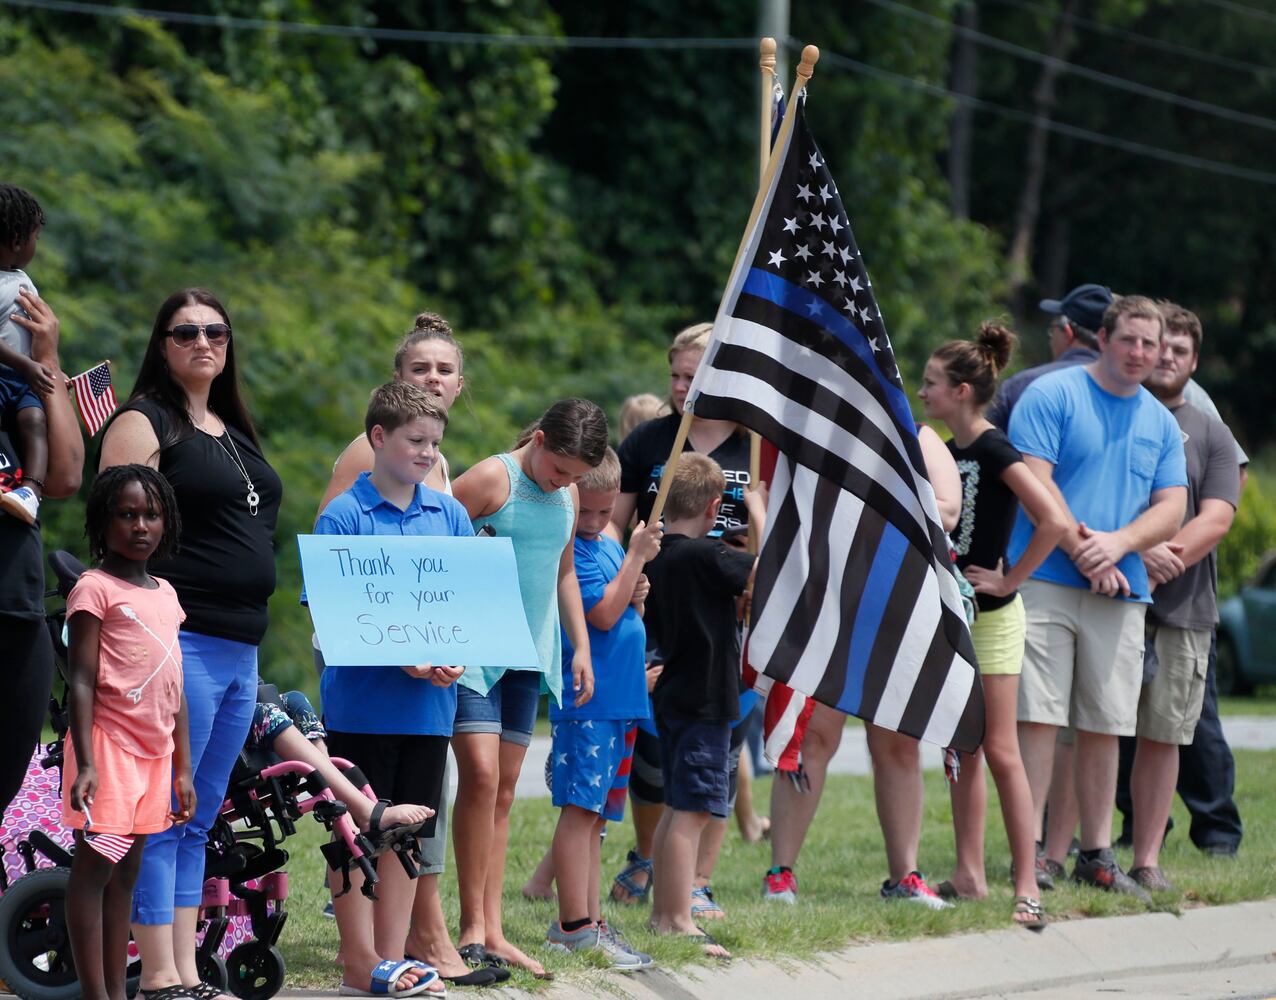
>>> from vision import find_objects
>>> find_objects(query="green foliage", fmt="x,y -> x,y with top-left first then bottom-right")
1218,464 -> 1276,599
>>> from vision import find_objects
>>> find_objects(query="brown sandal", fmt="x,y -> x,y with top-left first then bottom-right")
1013,895 -> 1047,931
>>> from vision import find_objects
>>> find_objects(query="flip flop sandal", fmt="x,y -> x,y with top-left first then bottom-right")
408,952 -> 508,987
684,929 -> 731,961
139,987 -> 197,1000
182,984 -> 225,1000
611,849 -> 653,904
338,958 -> 440,997
456,943 -> 507,969
1013,895 -> 1047,932
690,885 -> 725,917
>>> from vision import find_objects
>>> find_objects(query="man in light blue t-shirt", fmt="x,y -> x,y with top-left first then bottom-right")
1007,294 -> 1187,903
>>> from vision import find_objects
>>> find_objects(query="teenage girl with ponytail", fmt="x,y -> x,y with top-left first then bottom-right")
919,323 -> 1068,930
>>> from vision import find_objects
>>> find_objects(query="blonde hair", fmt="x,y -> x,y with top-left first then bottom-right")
365,381 -> 449,442
664,452 -> 725,522
618,393 -> 665,439
578,447 -> 621,493
667,322 -> 712,411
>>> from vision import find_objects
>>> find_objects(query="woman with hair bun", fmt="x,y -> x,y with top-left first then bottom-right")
919,322 -> 1068,930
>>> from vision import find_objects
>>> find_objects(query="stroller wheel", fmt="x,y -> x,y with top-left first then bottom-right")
0,867 -> 78,1000
199,953 -> 229,992
225,942 -> 285,1000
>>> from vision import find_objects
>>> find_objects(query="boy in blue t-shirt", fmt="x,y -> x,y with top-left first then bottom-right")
310,381 -> 470,998
545,448 -> 662,967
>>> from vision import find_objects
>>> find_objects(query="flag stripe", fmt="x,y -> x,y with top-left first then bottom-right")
834,521 -> 909,715
814,505 -> 886,706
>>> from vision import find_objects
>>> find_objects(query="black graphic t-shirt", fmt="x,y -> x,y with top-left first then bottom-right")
617,414 -> 751,536
947,428 -> 1023,613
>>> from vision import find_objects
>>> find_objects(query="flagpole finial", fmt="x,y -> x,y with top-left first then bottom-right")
759,37 -> 777,74
796,44 -> 819,88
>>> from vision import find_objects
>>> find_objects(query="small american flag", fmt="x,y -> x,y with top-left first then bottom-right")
71,361 -> 118,437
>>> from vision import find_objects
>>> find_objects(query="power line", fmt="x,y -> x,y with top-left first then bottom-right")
984,0 -> 1269,77
6,0 -> 1273,185
810,43 -> 1276,185
1192,0 -> 1276,26
865,0 -> 1276,135
0,0 -> 757,49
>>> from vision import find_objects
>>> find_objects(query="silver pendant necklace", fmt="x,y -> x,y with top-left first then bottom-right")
213,429 -> 260,516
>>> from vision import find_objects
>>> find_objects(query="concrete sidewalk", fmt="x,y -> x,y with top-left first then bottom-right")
505,714 -> 1276,800
278,898 -> 1276,999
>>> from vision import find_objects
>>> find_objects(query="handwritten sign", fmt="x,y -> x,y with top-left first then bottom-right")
297,534 -> 538,668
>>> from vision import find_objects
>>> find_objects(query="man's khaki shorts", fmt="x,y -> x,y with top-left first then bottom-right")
1017,579 -> 1146,736
1136,624 -> 1211,745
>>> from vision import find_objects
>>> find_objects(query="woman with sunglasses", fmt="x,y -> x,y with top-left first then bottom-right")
100,288 -> 282,1000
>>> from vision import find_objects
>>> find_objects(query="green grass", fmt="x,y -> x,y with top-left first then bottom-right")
1220,685 -> 1276,716
274,749 -> 1276,991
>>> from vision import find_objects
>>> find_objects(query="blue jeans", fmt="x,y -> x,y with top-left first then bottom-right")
131,631 -> 257,923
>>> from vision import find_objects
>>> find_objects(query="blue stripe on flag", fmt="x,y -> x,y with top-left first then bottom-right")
835,521 -> 908,716
739,268 -> 916,434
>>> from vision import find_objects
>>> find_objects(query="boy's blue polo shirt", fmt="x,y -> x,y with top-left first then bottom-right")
551,534 -> 649,722
314,472 -> 474,735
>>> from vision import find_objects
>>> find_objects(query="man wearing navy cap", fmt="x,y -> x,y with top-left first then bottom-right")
986,283 -> 1114,431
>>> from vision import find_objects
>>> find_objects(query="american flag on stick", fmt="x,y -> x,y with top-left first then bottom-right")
687,83 -> 984,758
71,361 -> 118,437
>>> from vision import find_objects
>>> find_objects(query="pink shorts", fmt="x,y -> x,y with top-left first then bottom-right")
61,725 -> 173,836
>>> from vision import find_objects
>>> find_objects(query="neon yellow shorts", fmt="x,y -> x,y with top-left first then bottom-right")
971,593 -> 1026,676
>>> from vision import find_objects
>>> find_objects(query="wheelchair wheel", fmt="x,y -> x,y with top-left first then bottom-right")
199,952 -> 228,992
0,867 -> 78,1000
226,941 -> 285,1000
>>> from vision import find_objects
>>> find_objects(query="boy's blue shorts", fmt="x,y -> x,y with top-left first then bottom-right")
0,364 -> 43,415
550,719 -> 635,822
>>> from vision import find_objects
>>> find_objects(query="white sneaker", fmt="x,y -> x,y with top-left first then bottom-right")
0,486 -> 39,525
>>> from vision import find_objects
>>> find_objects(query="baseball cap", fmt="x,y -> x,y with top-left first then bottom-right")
1039,283 -> 1114,332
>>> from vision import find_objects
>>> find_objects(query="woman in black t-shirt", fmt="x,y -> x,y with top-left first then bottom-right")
919,323 -> 1067,928
613,323 -> 751,538
100,288 -> 282,1000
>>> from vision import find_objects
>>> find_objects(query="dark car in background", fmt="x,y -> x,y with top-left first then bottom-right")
1217,551 -> 1276,695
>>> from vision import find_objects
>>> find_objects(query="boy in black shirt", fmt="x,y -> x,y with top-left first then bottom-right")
646,453 -> 763,957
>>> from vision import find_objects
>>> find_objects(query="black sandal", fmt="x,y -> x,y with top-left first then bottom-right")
183,983 -> 225,1000
456,943 -> 507,969
139,987 -> 197,1000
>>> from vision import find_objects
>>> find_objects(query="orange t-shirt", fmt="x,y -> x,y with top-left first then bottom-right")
66,569 -> 186,758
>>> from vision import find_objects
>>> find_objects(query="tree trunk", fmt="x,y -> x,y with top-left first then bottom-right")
1006,0 -> 1078,318
948,1 -> 979,220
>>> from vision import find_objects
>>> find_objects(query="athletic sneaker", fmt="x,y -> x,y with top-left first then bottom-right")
1072,848 -> 1152,903
0,486 -> 39,525
763,867 -> 797,904
546,921 -> 645,970
599,920 -> 653,968
322,900 -> 335,919
1129,865 -> 1175,893
880,871 -> 953,910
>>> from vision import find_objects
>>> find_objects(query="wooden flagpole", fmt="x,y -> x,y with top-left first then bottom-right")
747,37 -> 778,554
647,43 -> 819,529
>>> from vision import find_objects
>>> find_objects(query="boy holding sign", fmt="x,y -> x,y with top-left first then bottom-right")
313,381 -> 472,997
544,449 -> 662,967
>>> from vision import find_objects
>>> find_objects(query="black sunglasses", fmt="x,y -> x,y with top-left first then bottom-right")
166,323 -> 232,347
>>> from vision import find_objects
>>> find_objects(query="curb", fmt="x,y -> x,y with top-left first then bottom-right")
276,898 -> 1276,999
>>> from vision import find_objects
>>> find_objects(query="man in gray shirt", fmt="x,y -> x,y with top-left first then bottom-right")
1126,304 -> 1240,892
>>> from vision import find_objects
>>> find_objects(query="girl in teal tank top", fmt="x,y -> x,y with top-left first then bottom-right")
450,399 -> 609,975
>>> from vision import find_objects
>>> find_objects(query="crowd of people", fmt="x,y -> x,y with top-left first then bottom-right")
0,174 -> 1250,996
